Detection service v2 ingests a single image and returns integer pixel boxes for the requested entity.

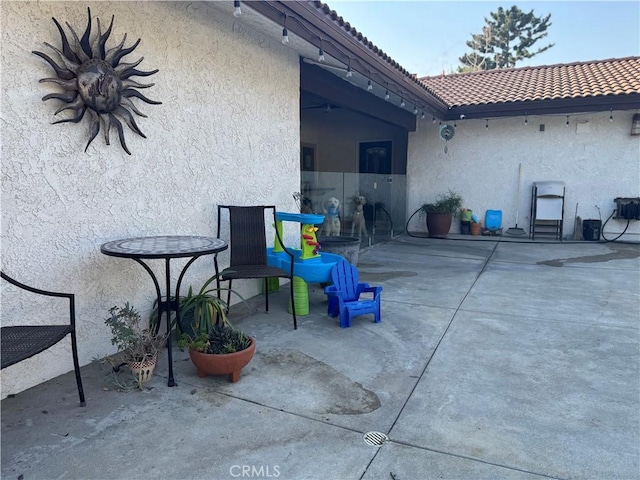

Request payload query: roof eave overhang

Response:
[245,1,449,118]
[442,94,640,121]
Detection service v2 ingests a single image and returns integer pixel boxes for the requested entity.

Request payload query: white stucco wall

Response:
[408,111,640,240]
[1,2,300,397]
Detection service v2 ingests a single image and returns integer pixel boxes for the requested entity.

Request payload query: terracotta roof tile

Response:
[315,2,424,86]
[419,57,640,108]
[311,3,636,114]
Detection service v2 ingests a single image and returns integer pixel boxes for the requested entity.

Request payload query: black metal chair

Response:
[215,205,297,329]
[1,271,86,406]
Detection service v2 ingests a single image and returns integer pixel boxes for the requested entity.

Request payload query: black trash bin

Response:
[583,219,601,241]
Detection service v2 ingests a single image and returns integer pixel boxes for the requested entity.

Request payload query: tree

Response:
[458,5,554,72]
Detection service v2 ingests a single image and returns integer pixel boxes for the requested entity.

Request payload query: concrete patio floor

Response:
[2,235,639,480]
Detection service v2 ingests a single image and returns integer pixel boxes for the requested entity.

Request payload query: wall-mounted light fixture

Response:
[631,114,640,136]
[281,17,289,44]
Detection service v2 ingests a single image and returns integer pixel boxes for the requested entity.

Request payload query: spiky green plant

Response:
[177,273,245,338]
[178,324,251,354]
[421,190,463,215]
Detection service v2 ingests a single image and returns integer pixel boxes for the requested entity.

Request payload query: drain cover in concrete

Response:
[363,431,388,446]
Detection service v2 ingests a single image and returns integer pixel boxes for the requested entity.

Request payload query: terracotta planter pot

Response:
[188,337,256,382]
[470,222,482,236]
[426,212,453,238]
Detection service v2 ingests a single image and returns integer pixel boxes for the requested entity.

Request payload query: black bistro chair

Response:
[1,271,86,406]
[215,205,297,329]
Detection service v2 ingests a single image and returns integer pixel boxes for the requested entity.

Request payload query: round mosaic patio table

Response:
[101,236,228,386]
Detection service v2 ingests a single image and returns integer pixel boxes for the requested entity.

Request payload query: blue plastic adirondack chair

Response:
[324,260,382,328]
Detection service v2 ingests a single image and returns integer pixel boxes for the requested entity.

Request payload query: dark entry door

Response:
[357,141,395,242]
[359,141,392,174]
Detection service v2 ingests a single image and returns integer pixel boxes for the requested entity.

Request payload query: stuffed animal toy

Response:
[322,197,341,236]
[351,195,368,237]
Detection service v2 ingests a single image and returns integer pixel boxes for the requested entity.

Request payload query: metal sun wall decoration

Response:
[32,7,161,155]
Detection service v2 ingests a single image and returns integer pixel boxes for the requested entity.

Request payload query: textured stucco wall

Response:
[1,2,300,397]
[408,112,640,239]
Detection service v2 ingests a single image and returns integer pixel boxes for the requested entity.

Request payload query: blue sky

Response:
[328,1,640,76]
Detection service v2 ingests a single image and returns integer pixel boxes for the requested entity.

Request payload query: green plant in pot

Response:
[177,275,255,382]
[421,190,463,238]
[104,303,167,389]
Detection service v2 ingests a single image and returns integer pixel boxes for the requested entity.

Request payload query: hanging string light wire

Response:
[252,3,619,124]
[254,3,445,117]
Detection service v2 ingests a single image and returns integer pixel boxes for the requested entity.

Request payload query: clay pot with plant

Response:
[177,275,255,382]
[420,190,463,238]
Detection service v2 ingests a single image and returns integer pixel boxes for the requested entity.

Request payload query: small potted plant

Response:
[420,190,463,238]
[177,275,255,382]
[104,303,167,389]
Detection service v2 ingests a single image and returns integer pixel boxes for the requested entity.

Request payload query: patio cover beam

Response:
[301,61,417,131]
